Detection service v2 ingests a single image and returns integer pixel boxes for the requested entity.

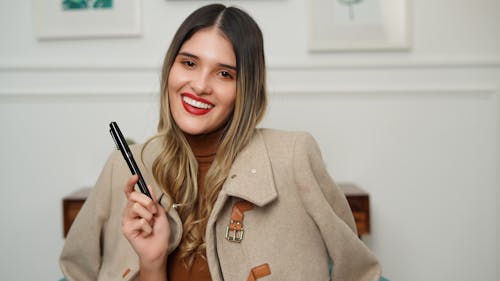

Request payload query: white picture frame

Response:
[32,0,142,39]
[309,0,411,51]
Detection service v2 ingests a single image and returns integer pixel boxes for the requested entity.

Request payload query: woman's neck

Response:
[183,127,225,158]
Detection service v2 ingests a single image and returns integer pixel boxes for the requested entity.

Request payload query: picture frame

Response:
[309,0,411,51]
[32,0,142,39]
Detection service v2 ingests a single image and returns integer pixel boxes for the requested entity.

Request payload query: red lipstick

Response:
[181,93,214,116]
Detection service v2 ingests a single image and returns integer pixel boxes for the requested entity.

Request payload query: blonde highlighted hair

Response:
[143,4,267,267]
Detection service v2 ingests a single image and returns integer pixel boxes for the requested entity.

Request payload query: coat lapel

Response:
[205,130,278,281]
[222,130,278,207]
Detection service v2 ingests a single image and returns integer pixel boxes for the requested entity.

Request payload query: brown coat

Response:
[60,129,381,281]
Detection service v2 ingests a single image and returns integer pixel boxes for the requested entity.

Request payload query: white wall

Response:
[0,0,499,280]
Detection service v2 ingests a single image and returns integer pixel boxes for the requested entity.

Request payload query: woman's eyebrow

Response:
[219,63,237,71]
[177,51,237,71]
[178,52,198,59]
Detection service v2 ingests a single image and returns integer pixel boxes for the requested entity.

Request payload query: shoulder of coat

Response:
[256,128,313,146]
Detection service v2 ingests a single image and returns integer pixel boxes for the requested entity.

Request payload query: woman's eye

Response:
[220,71,234,79]
[182,60,195,67]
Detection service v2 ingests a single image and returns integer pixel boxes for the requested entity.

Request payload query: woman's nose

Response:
[191,71,212,95]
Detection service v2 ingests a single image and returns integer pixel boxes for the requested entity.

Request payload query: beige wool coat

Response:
[60,128,381,281]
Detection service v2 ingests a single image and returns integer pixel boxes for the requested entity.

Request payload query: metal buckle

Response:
[225,220,244,242]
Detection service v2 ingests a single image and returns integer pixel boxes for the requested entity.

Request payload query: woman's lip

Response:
[181,93,213,115]
[182,93,214,106]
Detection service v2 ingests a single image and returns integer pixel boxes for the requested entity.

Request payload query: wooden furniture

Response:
[62,188,90,237]
[62,184,371,237]
[339,183,371,236]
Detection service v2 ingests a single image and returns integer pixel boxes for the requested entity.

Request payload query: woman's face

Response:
[168,28,237,135]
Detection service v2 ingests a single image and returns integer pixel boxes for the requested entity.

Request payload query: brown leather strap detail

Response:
[226,200,254,242]
[231,200,254,221]
[247,263,271,281]
[122,267,131,278]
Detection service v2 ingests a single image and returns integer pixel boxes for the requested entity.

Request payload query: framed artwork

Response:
[32,0,142,39]
[309,0,411,51]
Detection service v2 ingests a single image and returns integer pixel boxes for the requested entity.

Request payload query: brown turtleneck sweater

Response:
[167,130,223,281]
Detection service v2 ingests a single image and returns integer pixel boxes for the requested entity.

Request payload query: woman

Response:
[60,4,381,281]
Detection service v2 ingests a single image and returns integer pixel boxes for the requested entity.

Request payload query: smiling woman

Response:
[168,28,237,136]
[59,4,381,281]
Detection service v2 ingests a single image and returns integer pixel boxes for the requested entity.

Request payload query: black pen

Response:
[109,121,152,198]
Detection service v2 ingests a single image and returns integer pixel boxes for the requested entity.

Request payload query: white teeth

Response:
[182,96,214,109]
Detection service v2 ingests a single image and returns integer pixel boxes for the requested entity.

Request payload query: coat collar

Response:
[221,129,278,207]
[142,130,278,208]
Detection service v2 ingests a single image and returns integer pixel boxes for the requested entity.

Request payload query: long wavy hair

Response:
[143,4,267,267]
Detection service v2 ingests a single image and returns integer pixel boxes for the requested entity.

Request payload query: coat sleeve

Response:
[292,132,381,281]
[59,151,118,281]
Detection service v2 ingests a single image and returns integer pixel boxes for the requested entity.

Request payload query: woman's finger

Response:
[122,217,153,238]
[128,190,157,215]
[124,175,139,198]
[124,175,158,214]
[123,201,153,221]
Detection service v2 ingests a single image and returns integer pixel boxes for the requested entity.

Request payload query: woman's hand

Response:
[122,175,170,274]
